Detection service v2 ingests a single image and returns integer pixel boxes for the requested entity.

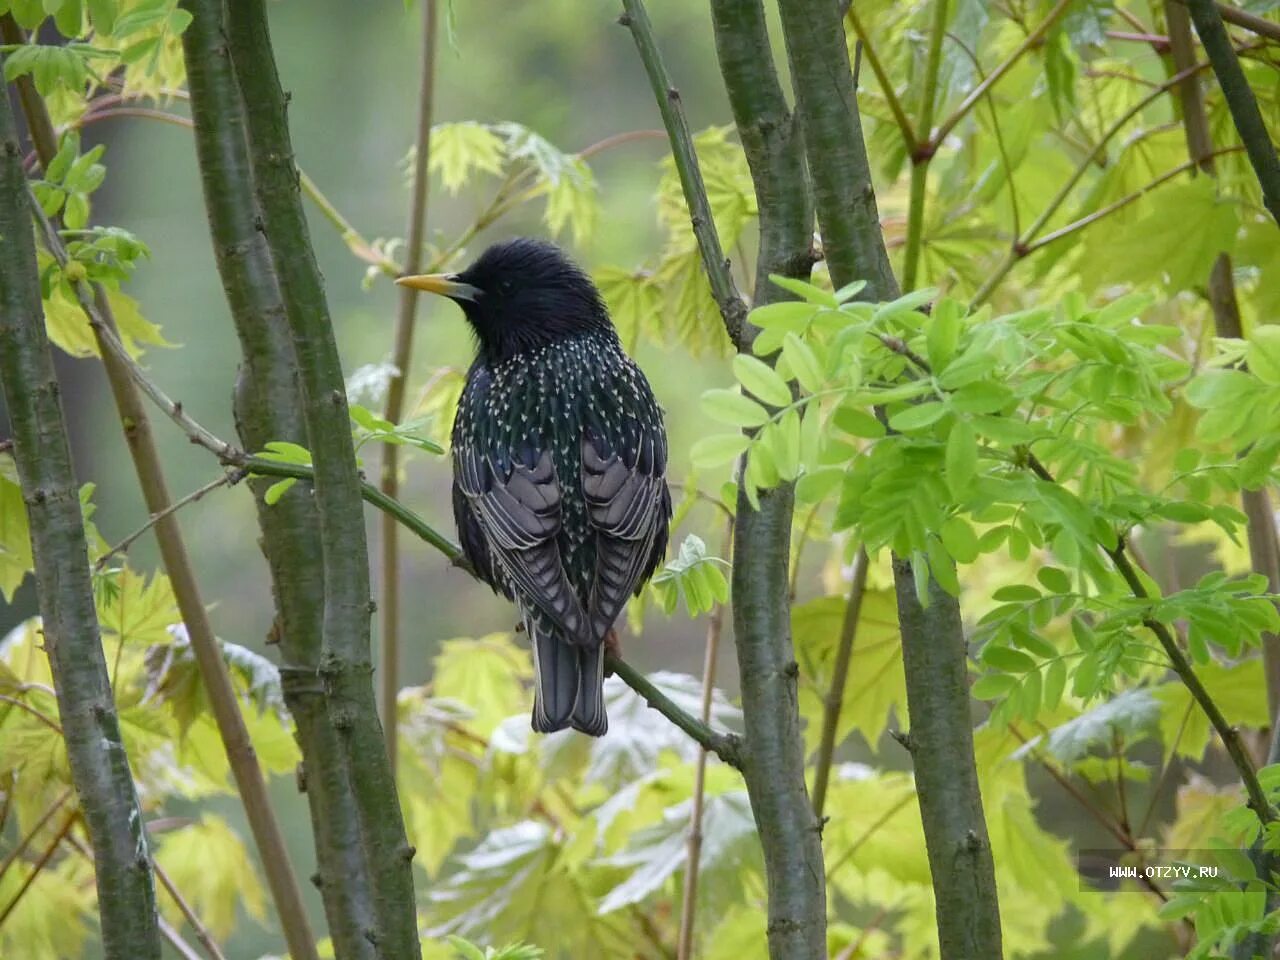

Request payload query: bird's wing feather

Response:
[455,444,589,640]
[582,405,671,644]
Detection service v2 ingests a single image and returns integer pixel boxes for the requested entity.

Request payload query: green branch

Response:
[0,78,161,960]
[901,0,948,292]
[618,0,749,347]
[842,6,918,151]
[1185,0,1280,225]
[810,547,869,820]
[178,1,379,954]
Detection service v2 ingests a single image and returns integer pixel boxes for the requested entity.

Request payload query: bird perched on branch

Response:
[397,238,671,736]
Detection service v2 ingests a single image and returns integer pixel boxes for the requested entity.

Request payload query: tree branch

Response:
[842,6,917,151]
[379,0,438,776]
[606,654,741,767]
[707,1,826,957]
[901,0,949,291]
[677,519,733,960]
[773,2,1004,958]
[811,547,869,819]
[1185,0,1280,225]
[0,75,162,960]
[177,2,380,954]
[929,0,1073,147]
[618,0,750,347]
[94,470,238,572]
[224,5,421,955]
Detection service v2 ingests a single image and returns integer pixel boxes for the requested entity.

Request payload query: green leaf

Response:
[263,478,296,505]
[690,433,749,469]
[701,388,769,428]
[732,354,791,407]
[926,298,962,370]
[981,645,1037,672]
[940,516,978,563]
[972,673,1019,700]
[1247,327,1280,386]
[888,402,947,432]
[1036,566,1072,594]
[428,122,506,193]
[781,332,825,393]
[945,419,977,499]
[767,273,836,306]
[833,404,885,439]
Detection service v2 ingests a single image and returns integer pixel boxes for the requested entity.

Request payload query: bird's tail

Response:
[571,644,607,736]
[529,614,607,736]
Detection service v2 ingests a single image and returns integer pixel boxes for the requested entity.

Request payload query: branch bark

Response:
[1184,0,1280,225]
[706,2,827,958]
[0,82,161,960]
[179,2,379,955]
[224,3,420,956]
[772,1,1003,957]
[379,0,438,775]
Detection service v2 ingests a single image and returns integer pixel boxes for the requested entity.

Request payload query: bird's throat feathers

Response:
[461,292,614,365]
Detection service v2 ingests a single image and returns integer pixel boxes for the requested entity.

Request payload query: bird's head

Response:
[396,237,612,363]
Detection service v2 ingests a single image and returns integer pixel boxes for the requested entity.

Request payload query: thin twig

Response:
[930,0,1074,147]
[677,518,733,960]
[153,855,228,960]
[811,548,869,819]
[94,471,240,571]
[1024,147,1245,252]
[0,788,71,888]
[0,812,76,928]
[379,0,438,777]
[606,654,742,767]
[842,6,917,151]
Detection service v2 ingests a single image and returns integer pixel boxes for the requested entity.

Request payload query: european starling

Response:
[397,238,671,736]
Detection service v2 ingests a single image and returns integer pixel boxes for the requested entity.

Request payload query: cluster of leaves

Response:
[0,558,296,957]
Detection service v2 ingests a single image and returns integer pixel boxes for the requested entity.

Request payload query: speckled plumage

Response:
[445,239,671,736]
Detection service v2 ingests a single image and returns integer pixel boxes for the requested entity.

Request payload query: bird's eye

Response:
[497,278,515,296]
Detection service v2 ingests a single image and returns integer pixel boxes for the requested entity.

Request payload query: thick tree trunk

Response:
[225,4,421,956]
[0,80,161,960]
[773,2,1004,957]
[180,3,379,956]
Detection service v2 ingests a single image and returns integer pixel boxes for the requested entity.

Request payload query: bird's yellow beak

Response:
[395,273,482,302]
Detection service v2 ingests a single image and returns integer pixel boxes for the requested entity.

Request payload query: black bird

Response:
[397,238,671,736]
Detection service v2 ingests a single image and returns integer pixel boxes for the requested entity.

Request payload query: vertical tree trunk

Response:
[772,2,1004,957]
[225,4,422,956]
[709,3,827,958]
[0,81,161,960]
[179,3,379,956]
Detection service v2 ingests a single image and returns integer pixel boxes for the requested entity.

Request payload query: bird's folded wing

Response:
[582,420,671,644]
[455,445,589,640]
